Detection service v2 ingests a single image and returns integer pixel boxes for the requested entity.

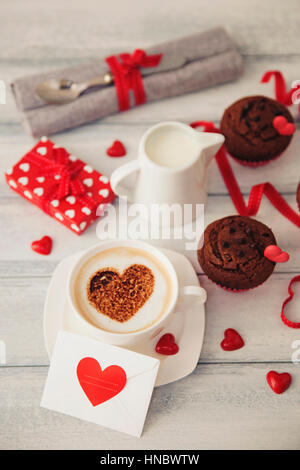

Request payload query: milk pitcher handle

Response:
[110,160,140,201]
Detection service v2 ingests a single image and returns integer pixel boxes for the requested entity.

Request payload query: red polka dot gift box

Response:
[4,137,116,235]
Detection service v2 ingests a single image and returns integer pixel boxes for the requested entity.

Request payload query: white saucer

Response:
[43,248,205,386]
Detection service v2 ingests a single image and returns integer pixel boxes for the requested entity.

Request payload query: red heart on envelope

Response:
[264,245,290,263]
[77,357,126,406]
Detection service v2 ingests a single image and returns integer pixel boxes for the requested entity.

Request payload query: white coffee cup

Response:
[110,121,224,225]
[68,239,206,346]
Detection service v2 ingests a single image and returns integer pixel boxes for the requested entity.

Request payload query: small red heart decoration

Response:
[31,236,52,255]
[272,116,296,136]
[221,328,244,351]
[106,140,126,157]
[266,370,292,394]
[77,357,126,406]
[155,333,179,355]
[264,245,290,263]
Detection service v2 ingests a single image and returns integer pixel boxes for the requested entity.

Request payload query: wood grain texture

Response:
[0,0,299,450]
[1,363,300,450]
[1,273,299,366]
[0,194,298,277]
[1,0,300,61]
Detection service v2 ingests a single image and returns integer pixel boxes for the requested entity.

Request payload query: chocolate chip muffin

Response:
[198,215,276,290]
[220,96,294,165]
[297,182,300,212]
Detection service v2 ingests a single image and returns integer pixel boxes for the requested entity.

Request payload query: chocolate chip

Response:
[223,242,230,248]
[238,251,245,258]
[229,227,236,234]
[239,238,247,245]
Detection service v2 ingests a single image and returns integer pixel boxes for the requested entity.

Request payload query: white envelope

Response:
[41,331,160,437]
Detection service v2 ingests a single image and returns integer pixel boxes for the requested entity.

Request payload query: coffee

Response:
[73,247,173,333]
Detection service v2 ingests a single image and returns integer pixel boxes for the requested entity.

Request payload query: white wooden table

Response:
[1,0,300,450]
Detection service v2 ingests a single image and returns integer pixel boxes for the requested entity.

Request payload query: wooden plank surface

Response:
[1,363,300,450]
[1,273,300,367]
[0,0,299,450]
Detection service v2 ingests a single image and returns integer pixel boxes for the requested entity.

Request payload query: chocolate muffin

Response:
[198,215,276,290]
[220,95,295,165]
[297,182,300,211]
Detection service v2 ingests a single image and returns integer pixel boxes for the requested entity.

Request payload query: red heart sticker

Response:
[31,236,52,255]
[264,245,290,263]
[273,116,296,136]
[106,140,126,157]
[77,357,126,406]
[155,333,179,355]
[221,328,244,351]
[266,370,292,394]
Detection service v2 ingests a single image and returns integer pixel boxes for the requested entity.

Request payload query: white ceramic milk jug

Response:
[110,121,224,224]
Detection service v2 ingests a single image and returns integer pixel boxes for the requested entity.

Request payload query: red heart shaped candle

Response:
[31,235,52,255]
[106,140,126,157]
[77,357,126,406]
[155,333,179,355]
[221,328,244,351]
[266,370,292,394]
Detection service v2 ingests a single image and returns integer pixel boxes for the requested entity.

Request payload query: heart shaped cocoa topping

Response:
[87,264,154,322]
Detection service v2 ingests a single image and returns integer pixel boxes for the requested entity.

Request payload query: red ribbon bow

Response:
[106,49,162,111]
[26,146,96,213]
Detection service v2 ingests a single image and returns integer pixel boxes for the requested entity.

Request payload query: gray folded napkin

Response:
[11,27,243,138]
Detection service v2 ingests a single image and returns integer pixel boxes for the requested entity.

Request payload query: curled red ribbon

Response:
[26,146,96,214]
[281,276,300,328]
[106,49,162,111]
[261,70,300,112]
[190,121,300,229]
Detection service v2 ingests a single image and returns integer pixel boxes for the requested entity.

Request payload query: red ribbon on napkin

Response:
[106,49,162,111]
[190,121,300,229]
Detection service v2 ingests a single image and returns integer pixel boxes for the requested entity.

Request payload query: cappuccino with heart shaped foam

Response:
[74,247,174,333]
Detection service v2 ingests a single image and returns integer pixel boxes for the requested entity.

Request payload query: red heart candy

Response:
[106,140,126,157]
[221,328,244,351]
[31,236,52,255]
[155,333,179,356]
[77,357,126,406]
[266,370,292,394]
[264,245,290,263]
[273,116,296,136]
